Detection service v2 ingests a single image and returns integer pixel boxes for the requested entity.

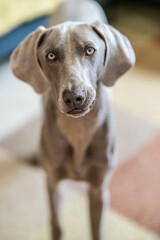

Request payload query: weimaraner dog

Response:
[10,0,135,239]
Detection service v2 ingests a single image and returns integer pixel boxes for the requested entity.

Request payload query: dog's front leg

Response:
[89,185,110,240]
[47,177,61,240]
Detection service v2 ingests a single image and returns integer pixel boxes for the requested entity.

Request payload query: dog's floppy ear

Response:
[10,26,49,94]
[92,21,135,86]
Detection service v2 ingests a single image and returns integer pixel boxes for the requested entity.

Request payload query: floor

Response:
[0,2,160,240]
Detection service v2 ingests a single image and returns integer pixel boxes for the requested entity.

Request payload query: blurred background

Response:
[0,0,160,239]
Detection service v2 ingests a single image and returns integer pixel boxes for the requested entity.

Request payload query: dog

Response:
[10,0,135,239]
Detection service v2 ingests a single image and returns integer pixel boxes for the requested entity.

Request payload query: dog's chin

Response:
[67,107,91,118]
[60,100,95,118]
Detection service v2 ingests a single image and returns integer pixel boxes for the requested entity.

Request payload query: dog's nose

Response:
[62,88,86,108]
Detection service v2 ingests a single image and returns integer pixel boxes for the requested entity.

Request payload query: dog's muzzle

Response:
[61,87,95,117]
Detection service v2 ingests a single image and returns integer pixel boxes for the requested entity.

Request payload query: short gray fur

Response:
[10,0,135,239]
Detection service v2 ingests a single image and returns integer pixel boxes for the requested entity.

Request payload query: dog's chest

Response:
[57,113,97,150]
[52,110,109,184]
[55,95,108,166]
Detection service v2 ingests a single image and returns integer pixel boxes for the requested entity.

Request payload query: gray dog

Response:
[10,0,135,239]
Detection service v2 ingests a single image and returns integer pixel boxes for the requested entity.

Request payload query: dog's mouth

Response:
[67,100,95,118]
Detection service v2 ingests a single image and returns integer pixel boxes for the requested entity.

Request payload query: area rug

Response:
[0,147,160,240]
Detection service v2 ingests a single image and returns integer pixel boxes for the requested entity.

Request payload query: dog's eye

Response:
[47,52,56,61]
[85,47,95,56]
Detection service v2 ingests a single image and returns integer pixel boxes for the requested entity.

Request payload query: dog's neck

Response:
[56,100,101,169]
[43,83,110,168]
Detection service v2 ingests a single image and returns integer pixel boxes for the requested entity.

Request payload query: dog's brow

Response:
[71,34,97,48]
[83,41,96,47]
[44,46,60,54]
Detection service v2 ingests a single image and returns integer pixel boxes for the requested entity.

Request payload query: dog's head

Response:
[10,21,135,118]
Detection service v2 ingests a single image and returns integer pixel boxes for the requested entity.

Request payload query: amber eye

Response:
[47,52,56,61]
[85,47,95,56]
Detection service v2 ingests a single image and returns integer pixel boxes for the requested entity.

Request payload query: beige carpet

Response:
[0,148,160,240]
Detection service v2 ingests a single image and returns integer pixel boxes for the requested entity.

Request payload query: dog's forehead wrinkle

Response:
[57,23,95,45]
[42,29,62,50]
[44,24,100,58]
